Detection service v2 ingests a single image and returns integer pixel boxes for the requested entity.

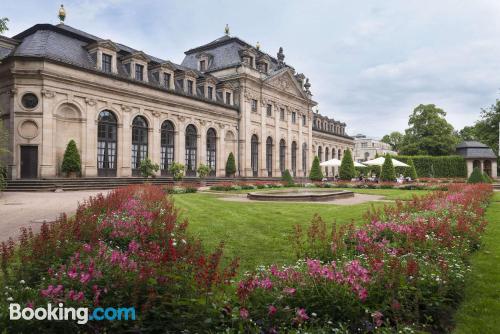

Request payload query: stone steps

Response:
[4,177,282,192]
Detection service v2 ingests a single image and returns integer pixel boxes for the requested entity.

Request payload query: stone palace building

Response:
[0,20,353,179]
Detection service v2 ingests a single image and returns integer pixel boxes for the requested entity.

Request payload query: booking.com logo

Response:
[9,303,136,324]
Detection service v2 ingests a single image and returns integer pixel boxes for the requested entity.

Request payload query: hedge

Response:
[393,155,467,178]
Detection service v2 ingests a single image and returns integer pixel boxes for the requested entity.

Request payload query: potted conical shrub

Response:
[309,156,323,181]
[197,163,211,187]
[339,149,355,180]
[61,139,81,178]
[225,152,236,177]
[380,154,395,182]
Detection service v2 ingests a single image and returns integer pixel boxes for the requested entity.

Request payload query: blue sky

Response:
[3,0,500,137]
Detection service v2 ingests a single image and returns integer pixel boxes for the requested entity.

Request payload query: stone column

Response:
[150,112,161,176]
[217,126,224,177]
[491,160,498,179]
[40,90,56,177]
[274,107,280,177]
[84,98,98,177]
[286,108,292,176]
[199,124,207,175]
[120,106,131,177]
[298,111,303,177]
[177,120,185,170]
[260,104,266,177]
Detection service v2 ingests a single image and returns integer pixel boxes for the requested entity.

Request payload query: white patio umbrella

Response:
[320,159,366,168]
[363,157,409,167]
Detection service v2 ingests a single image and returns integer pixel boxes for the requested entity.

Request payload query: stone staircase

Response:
[4,177,282,192]
[493,181,500,190]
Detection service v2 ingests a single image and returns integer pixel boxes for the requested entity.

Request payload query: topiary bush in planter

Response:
[61,139,81,177]
[339,148,355,180]
[309,156,323,181]
[197,164,212,186]
[281,169,294,186]
[380,154,395,182]
[139,157,159,178]
[467,167,486,183]
[225,152,236,177]
[169,162,185,182]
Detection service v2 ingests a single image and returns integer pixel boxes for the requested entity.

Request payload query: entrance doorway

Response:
[20,146,38,179]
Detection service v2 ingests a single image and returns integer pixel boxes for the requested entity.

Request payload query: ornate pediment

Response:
[265,69,307,99]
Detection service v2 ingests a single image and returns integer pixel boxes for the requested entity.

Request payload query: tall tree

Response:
[381,131,404,152]
[0,18,8,34]
[399,104,457,156]
[456,126,477,142]
[474,100,500,155]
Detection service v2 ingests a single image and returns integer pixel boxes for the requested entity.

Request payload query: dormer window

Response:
[135,64,144,81]
[102,53,112,73]
[199,60,206,71]
[187,80,194,95]
[208,86,213,100]
[163,72,171,89]
[225,92,232,105]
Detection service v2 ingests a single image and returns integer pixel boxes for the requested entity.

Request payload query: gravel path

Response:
[0,190,111,242]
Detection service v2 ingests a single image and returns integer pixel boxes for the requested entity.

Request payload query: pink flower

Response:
[67,267,78,279]
[372,311,383,327]
[80,272,91,284]
[283,287,296,295]
[239,307,249,319]
[82,243,92,253]
[268,305,277,316]
[296,308,309,322]
[128,240,140,253]
[259,277,273,289]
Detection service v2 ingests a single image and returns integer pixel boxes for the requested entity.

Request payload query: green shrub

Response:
[467,167,485,183]
[309,156,323,181]
[482,172,493,183]
[197,163,212,179]
[282,169,294,186]
[225,152,236,177]
[169,162,185,181]
[406,158,418,179]
[139,157,159,178]
[395,155,467,178]
[339,149,355,180]
[61,139,81,175]
[380,154,395,182]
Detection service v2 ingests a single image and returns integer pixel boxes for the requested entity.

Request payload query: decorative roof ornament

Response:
[58,4,66,24]
[224,24,230,36]
[256,41,260,51]
[304,78,311,93]
[277,47,285,68]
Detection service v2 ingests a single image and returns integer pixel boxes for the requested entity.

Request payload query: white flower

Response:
[311,312,317,317]
[6,297,13,301]
[19,280,25,284]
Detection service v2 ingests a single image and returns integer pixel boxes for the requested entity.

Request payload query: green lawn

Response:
[172,188,419,273]
[453,191,500,333]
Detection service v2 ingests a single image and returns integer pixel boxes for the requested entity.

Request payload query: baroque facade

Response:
[353,134,397,162]
[0,22,353,179]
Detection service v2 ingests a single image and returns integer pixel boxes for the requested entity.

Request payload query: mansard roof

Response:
[456,141,497,159]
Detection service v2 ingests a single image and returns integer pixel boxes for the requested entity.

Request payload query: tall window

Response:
[135,64,144,81]
[291,141,297,175]
[280,108,285,121]
[160,120,175,175]
[131,116,148,176]
[302,115,306,126]
[266,137,273,176]
[325,147,329,176]
[291,112,296,123]
[251,99,258,112]
[102,53,112,73]
[187,80,194,95]
[266,104,272,117]
[208,86,213,100]
[338,149,342,160]
[251,135,258,177]
[302,143,307,177]
[207,128,217,176]
[163,73,171,89]
[318,146,323,162]
[185,125,197,176]
[226,92,231,104]
[97,110,117,176]
[279,139,286,173]
[199,60,206,71]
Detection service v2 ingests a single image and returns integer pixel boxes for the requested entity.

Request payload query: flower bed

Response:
[0,185,237,333]
[234,184,492,333]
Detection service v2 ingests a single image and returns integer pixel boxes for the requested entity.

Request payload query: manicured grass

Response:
[453,191,500,333]
[172,188,423,273]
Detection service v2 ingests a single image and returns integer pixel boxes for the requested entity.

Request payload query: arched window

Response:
[131,116,148,176]
[207,128,217,176]
[279,139,286,174]
[318,146,323,162]
[185,125,197,176]
[325,147,329,176]
[266,137,273,176]
[97,110,117,177]
[302,143,307,177]
[251,135,259,177]
[291,141,297,175]
[160,121,175,175]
